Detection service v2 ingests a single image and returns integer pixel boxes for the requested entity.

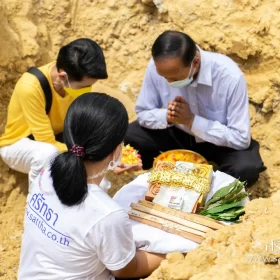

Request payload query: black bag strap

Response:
[27,67,52,115]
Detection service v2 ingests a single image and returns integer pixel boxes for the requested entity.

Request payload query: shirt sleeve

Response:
[191,75,251,150]
[17,83,67,152]
[84,209,136,271]
[135,60,168,130]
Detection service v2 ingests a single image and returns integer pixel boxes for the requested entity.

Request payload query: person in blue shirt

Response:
[125,30,266,187]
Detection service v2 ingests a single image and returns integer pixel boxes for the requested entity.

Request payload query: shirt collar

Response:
[190,45,212,88]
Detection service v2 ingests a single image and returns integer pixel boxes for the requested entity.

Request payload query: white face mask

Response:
[87,145,123,180]
[168,60,196,88]
[107,147,122,171]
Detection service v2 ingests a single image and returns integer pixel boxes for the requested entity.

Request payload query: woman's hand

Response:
[113,162,143,175]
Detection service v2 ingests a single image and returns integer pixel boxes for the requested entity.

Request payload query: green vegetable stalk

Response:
[201,179,248,222]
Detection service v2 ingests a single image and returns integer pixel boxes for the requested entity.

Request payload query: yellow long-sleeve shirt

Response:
[0,62,74,152]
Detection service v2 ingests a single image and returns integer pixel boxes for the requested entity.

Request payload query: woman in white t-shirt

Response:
[18,93,165,280]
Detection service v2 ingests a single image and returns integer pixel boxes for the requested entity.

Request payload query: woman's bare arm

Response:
[111,250,165,279]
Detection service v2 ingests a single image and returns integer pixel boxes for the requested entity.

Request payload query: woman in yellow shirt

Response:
[0,38,141,187]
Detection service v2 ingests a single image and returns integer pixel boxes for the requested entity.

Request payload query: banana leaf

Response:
[205,207,245,221]
[217,215,243,221]
[209,191,248,211]
[202,200,224,212]
[216,207,245,217]
[202,197,247,214]
[205,181,246,210]
[203,188,247,213]
[217,183,246,205]
[231,192,248,203]
[217,210,245,221]
[205,179,241,207]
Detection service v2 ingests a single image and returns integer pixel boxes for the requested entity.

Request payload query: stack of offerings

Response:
[128,160,219,243]
[128,200,224,244]
[145,161,213,213]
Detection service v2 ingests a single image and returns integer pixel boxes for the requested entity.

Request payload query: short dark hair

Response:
[152,31,196,66]
[56,38,108,81]
[50,92,128,206]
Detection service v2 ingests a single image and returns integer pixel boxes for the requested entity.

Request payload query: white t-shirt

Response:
[18,167,136,280]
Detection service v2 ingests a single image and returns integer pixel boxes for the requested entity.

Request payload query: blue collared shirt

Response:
[135,48,251,150]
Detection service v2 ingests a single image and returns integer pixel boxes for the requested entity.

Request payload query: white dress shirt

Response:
[135,47,251,150]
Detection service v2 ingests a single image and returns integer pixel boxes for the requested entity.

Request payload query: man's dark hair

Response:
[56,38,108,81]
[152,31,196,66]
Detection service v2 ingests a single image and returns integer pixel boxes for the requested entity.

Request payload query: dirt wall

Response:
[0,0,280,278]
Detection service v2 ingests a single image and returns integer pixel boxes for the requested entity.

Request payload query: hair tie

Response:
[70,145,85,158]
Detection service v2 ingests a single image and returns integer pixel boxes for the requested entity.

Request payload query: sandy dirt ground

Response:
[1,0,280,278]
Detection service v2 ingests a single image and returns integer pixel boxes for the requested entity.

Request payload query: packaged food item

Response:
[121,144,141,165]
[153,186,201,213]
[168,195,184,210]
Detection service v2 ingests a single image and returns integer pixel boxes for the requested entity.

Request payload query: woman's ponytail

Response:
[51,152,87,206]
